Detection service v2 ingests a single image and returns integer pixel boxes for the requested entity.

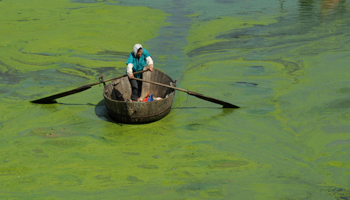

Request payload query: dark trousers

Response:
[129,75,143,100]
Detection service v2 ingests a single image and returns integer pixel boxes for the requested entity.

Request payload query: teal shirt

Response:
[126,48,151,78]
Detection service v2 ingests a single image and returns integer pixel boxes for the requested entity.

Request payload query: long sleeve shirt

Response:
[126,48,153,78]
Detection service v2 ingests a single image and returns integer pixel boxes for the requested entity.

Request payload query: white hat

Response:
[132,44,143,56]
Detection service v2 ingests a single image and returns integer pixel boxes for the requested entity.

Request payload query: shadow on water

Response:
[94,99,122,125]
[57,103,97,106]
[49,99,117,124]
[172,107,224,109]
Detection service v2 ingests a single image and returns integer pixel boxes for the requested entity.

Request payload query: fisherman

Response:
[126,44,154,101]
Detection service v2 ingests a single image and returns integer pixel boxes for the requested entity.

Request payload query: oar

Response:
[133,78,239,108]
[31,69,149,104]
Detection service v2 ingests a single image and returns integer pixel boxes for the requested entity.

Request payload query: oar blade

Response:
[189,92,239,108]
[31,99,58,104]
[30,85,92,104]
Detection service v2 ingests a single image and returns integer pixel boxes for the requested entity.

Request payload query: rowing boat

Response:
[103,68,175,124]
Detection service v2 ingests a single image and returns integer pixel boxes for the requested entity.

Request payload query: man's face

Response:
[136,48,143,58]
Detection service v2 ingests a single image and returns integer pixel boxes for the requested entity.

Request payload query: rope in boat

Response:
[125,100,140,115]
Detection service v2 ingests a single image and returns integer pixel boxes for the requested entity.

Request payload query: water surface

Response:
[1,0,350,199]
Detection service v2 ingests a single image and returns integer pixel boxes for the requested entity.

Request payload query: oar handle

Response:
[133,78,188,92]
[90,69,149,87]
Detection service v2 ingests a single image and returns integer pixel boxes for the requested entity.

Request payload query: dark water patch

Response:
[19,48,74,57]
[56,63,97,77]
[137,164,158,169]
[216,0,236,3]
[243,66,265,76]
[187,38,264,57]
[235,82,258,86]
[70,53,127,62]
[122,152,140,156]
[275,59,303,77]
[177,183,202,193]
[104,2,119,6]
[21,127,78,138]
[93,66,123,80]
[192,140,214,145]
[0,167,31,175]
[327,98,350,109]
[71,0,106,3]
[12,141,23,148]
[32,149,44,153]
[325,139,350,147]
[0,67,89,89]
[42,139,86,148]
[0,88,10,97]
[177,183,204,193]
[184,123,233,133]
[185,123,202,131]
[32,153,49,159]
[321,125,350,134]
[126,175,143,182]
[176,182,225,198]
[232,81,273,96]
[247,107,275,115]
[56,174,83,186]
[0,60,12,71]
[208,159,249,169]
[177,109,237,132]
[67,6,89,10]
[191,11,350,58]
[183,171,194,176]
[11,56,48,66]
[17,176,38,184]
[97,50,129,57]
[57,103,96,106]
[249,66,265,76]
[217,24,266,40]
[95,175,111,181]
[325,187,350,200]
[190,30,338,58]
[250,66,265,71]
[0,60,21,82]
[17,18,40,22]
[337,87,350,94]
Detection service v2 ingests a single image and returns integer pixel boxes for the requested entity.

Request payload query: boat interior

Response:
[104,69,175,102]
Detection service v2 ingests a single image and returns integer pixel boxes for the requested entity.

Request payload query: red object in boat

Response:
[142,94,150,102]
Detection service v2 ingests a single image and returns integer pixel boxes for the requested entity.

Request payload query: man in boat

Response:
[126,44,154,101]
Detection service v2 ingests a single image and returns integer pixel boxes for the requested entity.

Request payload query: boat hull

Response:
[103,69,175,124]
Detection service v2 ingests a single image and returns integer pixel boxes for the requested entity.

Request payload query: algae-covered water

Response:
[1,0,350,199]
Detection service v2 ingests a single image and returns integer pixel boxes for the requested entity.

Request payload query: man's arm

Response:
[146,56,153,71]
[127,63,134,79]
[126,53,134,79]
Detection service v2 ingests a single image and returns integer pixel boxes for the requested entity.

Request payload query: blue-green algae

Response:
[1,0,350,199]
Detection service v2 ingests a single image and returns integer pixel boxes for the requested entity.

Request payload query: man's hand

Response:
[149,65,153,72]
[129,74,134,79]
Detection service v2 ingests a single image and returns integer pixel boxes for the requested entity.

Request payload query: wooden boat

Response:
[103,68,175,124]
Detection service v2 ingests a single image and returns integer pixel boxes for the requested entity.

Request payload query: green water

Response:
[1,0,350,199]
